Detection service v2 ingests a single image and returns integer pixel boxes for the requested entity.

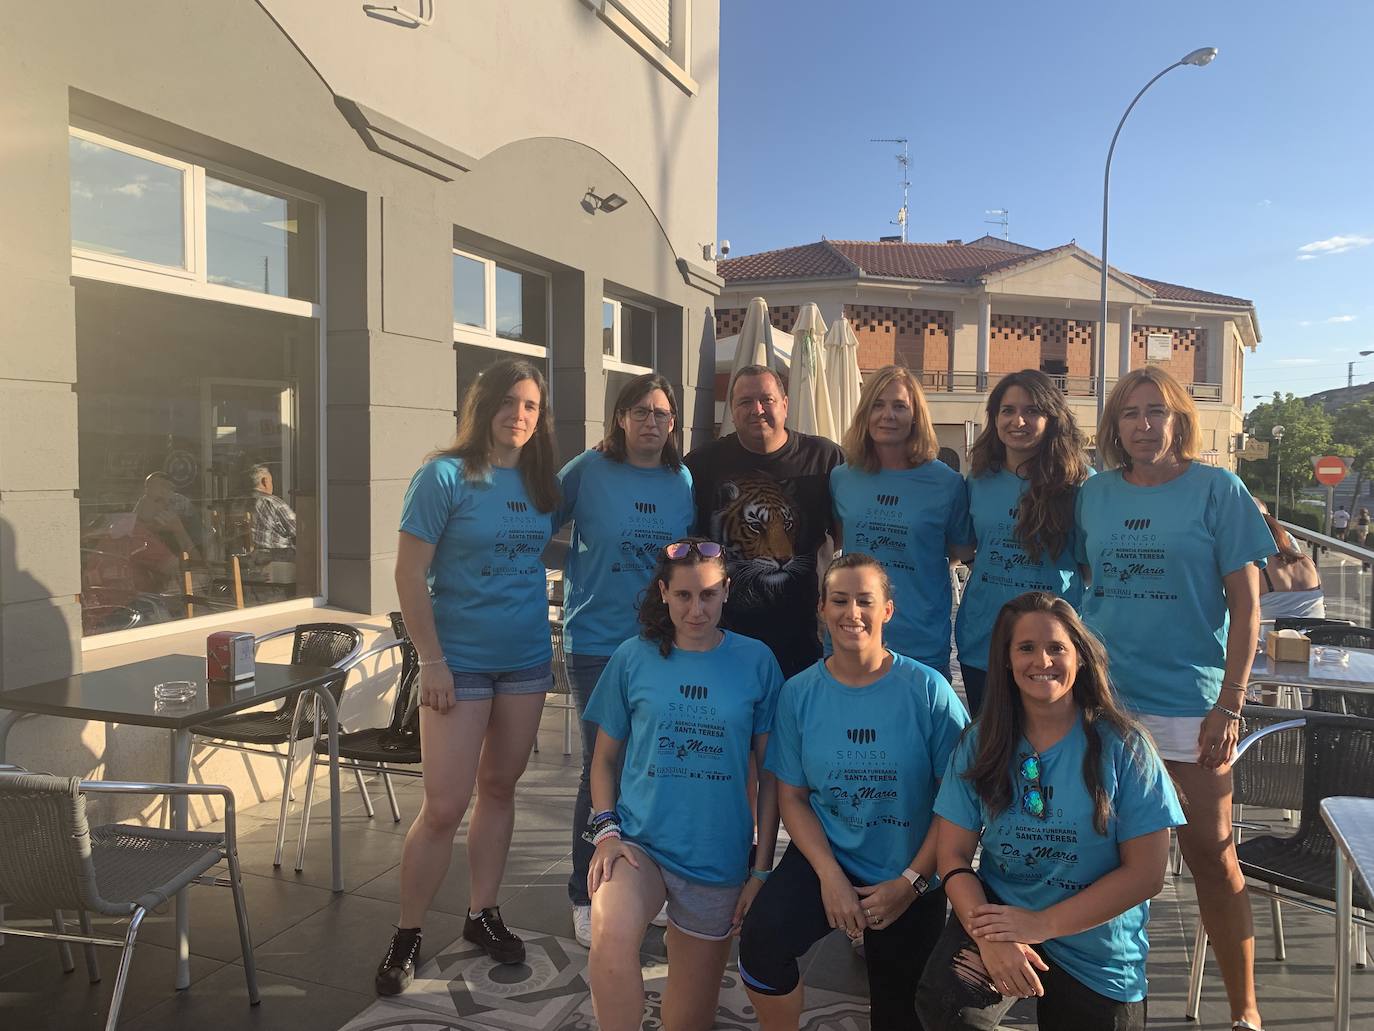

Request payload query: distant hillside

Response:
[1303,382,1374,414]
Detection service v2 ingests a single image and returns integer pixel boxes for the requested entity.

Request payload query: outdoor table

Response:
[1250,647,1374,696]
[1320,797,1374,1031]
[0,654,342,990]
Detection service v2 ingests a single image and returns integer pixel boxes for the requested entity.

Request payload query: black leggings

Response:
[739,844,947,1031]
[915,906,1145,1031]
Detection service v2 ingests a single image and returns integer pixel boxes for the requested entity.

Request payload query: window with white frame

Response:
[610,0,670,48]
[68,126,322,639]
[453,247,552,406]
[602,297,655,372]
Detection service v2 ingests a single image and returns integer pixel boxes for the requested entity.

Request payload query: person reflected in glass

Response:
[956,370,1092,714]
[916,592,1183,1031]
[376,358,559,996]
[554,373,695,947]
[135,471,200,562]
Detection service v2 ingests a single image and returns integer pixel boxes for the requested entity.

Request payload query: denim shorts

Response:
[450,660,553,701]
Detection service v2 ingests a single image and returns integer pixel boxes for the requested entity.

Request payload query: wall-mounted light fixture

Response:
[583,188,627,214]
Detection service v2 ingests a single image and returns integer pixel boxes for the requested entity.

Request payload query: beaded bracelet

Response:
[1212,702,1243,721]
[590,824,622,846]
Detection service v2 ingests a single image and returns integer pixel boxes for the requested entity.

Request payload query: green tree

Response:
[1242,393,1334,509]
[1334,398,1374,502]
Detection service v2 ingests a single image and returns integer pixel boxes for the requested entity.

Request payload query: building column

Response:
[550,272,602,461]
[976,294,991,392]
[1118,305,1134,381]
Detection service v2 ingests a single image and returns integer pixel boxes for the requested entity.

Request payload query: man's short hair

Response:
[729,364,788,402]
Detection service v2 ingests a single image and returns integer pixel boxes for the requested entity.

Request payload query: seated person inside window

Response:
[135,471,201,561]
[244,463,297,565]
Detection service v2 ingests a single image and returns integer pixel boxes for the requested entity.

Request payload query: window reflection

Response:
[206,176,318,301]
[603,300,616,356]
[495,264,547,346]
[453,252,485,329]
[69,134,185,268]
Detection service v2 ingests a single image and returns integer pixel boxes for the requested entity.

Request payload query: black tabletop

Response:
[0,654,341,730]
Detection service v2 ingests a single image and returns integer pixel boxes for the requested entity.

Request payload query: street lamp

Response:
[1096,47,1219,446]
[1348,350,1374,388]
[1271,423,1286,519]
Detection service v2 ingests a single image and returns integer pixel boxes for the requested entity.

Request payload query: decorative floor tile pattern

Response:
[338,928,871,1031]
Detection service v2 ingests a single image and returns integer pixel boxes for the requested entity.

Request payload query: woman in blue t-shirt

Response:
[554,373,695,946]
[956,370,1091,714]
[584,537,783,1031]
[918,591,1183,1031]
[376,359,560,996]
[830,365,972,678]
[739,553,968,1031]
[1076,367,1272,1031]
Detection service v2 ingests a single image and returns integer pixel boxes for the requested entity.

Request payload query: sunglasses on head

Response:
[1018,752,1048,820]
[664,540,723,560]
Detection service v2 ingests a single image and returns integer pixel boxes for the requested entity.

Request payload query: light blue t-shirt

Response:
[1075,464,1272,716]
[399,457,553,672]
[830,462,973,669]
[765,652,968,885]
[936,719,1185,1003]
[955,468,1090,672]
[584,631,783,885]
[555,450,695,656]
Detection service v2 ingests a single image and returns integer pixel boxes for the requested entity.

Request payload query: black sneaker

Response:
[463,907,525,964]
[375,927,422,996]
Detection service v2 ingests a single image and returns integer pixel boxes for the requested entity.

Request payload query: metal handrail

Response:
[1279,519,1374,627]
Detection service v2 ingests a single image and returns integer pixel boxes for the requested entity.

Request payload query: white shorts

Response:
[1135,712,1205,764]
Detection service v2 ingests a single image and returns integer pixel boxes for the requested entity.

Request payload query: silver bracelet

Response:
[1212,702,1243,721]
[419,657,447,668]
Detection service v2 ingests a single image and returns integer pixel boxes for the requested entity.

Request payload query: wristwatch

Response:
[901,867,929,896]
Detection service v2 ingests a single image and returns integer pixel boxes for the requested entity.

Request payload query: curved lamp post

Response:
[1096,47,1219,446]
[1271,423,1286,519]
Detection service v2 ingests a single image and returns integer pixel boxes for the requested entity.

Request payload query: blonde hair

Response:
[842,365,938,472]
[1097,366,1201,469]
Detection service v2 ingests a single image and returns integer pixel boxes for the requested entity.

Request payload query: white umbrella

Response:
[720,296,779,435]
[785,303,839,442]
[824,316,863,440]
[713,328,793,373]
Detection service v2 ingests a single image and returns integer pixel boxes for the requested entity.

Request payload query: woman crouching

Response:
[583,537,783,1031]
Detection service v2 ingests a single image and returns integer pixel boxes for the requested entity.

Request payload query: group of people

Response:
[376,354,1275,1031]
[1331,504,1371,546]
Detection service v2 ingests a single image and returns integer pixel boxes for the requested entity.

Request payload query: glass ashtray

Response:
[1311,646,1351,667]
[153,680,198,703]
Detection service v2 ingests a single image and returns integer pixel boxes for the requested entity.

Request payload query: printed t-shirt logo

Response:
[507,500,529,513]
[634,500,657,514]
[876,493,900,507]
[1123,518,1150,530]
[846,728,877,744]
[679,684,710,700]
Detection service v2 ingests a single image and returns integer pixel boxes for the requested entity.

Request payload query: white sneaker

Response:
[572,905,592,948]
[650,902,669,927]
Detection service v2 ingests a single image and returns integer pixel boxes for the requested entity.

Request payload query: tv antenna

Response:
[984,208,1009,240]
[871,137,910,242]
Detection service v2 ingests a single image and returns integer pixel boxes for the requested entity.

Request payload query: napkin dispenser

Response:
[1265,628,1311,664]
[207,631,256,683]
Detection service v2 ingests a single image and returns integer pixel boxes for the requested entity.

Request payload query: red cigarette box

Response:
[207,632,256,683]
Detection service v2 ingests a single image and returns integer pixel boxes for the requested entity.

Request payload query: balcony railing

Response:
[908,369,1225,401]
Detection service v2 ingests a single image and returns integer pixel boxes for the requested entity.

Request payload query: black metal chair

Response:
[1306,625,1374,648]
[188,622,365,867]
[1185,708,1374,1018]
[1273,616,1354,633]
[537,620,576,757]
[287,613,422,870]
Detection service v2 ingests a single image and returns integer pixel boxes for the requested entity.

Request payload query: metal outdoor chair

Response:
[1186,708,1374,1018]
[1273,616,1355,633]
[287,612,422,871]
[537,620,576,757]
[189,622,365,866]
[1306,625,1374,649]
[0,772,258,1031]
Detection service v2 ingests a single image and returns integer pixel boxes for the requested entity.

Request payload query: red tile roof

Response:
[717,238,1252,307]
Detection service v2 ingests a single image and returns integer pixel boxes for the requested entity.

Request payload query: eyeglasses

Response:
[1018,752,1048,820]
[627,406,673,425]
[664,540,724,560]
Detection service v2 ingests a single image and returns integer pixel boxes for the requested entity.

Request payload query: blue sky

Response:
[717,1,1374,407]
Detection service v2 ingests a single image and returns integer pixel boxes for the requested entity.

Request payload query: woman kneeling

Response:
[916,592,1184,1031]
[584,537,783,1031]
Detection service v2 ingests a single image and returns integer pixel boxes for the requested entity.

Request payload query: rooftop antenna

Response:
[984,208,1009,240]
[871,137,910,242]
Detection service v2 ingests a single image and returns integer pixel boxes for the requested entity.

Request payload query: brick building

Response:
[715,235,1260,470]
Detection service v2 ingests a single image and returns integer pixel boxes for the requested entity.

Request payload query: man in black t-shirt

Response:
[684,365,843,678]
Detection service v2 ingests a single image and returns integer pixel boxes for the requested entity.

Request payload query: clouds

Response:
[206,179,271,215]
[1274,357,1321,365]
[1299,315,1358,326]
[1297,234,1374,261]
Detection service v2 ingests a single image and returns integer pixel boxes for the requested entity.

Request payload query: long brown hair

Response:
[598,373,683,470]
[637,536,728,657]
[433,358,560,512]
[841,365,938,472]
[969,370,1090,563]
[1098,366,1201,470]
[963,591,1145,836]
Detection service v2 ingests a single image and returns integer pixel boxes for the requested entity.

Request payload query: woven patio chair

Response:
[1273,616,1354,633]
[188,622,365,867]
[536,619,576,757]
[0,772,258,1030]
[287,613,422,870]
[1186,708,1374,1019]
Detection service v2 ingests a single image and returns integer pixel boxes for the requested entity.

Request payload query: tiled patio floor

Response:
[3,706,1372,1029]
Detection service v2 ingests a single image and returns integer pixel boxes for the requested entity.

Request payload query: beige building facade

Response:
[717,236,1260,470]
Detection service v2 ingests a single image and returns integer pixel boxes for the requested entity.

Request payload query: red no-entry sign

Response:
[1314,455,1348,486]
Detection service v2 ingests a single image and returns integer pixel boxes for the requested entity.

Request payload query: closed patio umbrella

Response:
[720,296,779,435]
[785,303,838,442]
[824,315,862,439]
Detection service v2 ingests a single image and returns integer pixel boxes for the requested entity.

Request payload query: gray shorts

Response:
[450,660,553,701]
[624,841,742,941]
